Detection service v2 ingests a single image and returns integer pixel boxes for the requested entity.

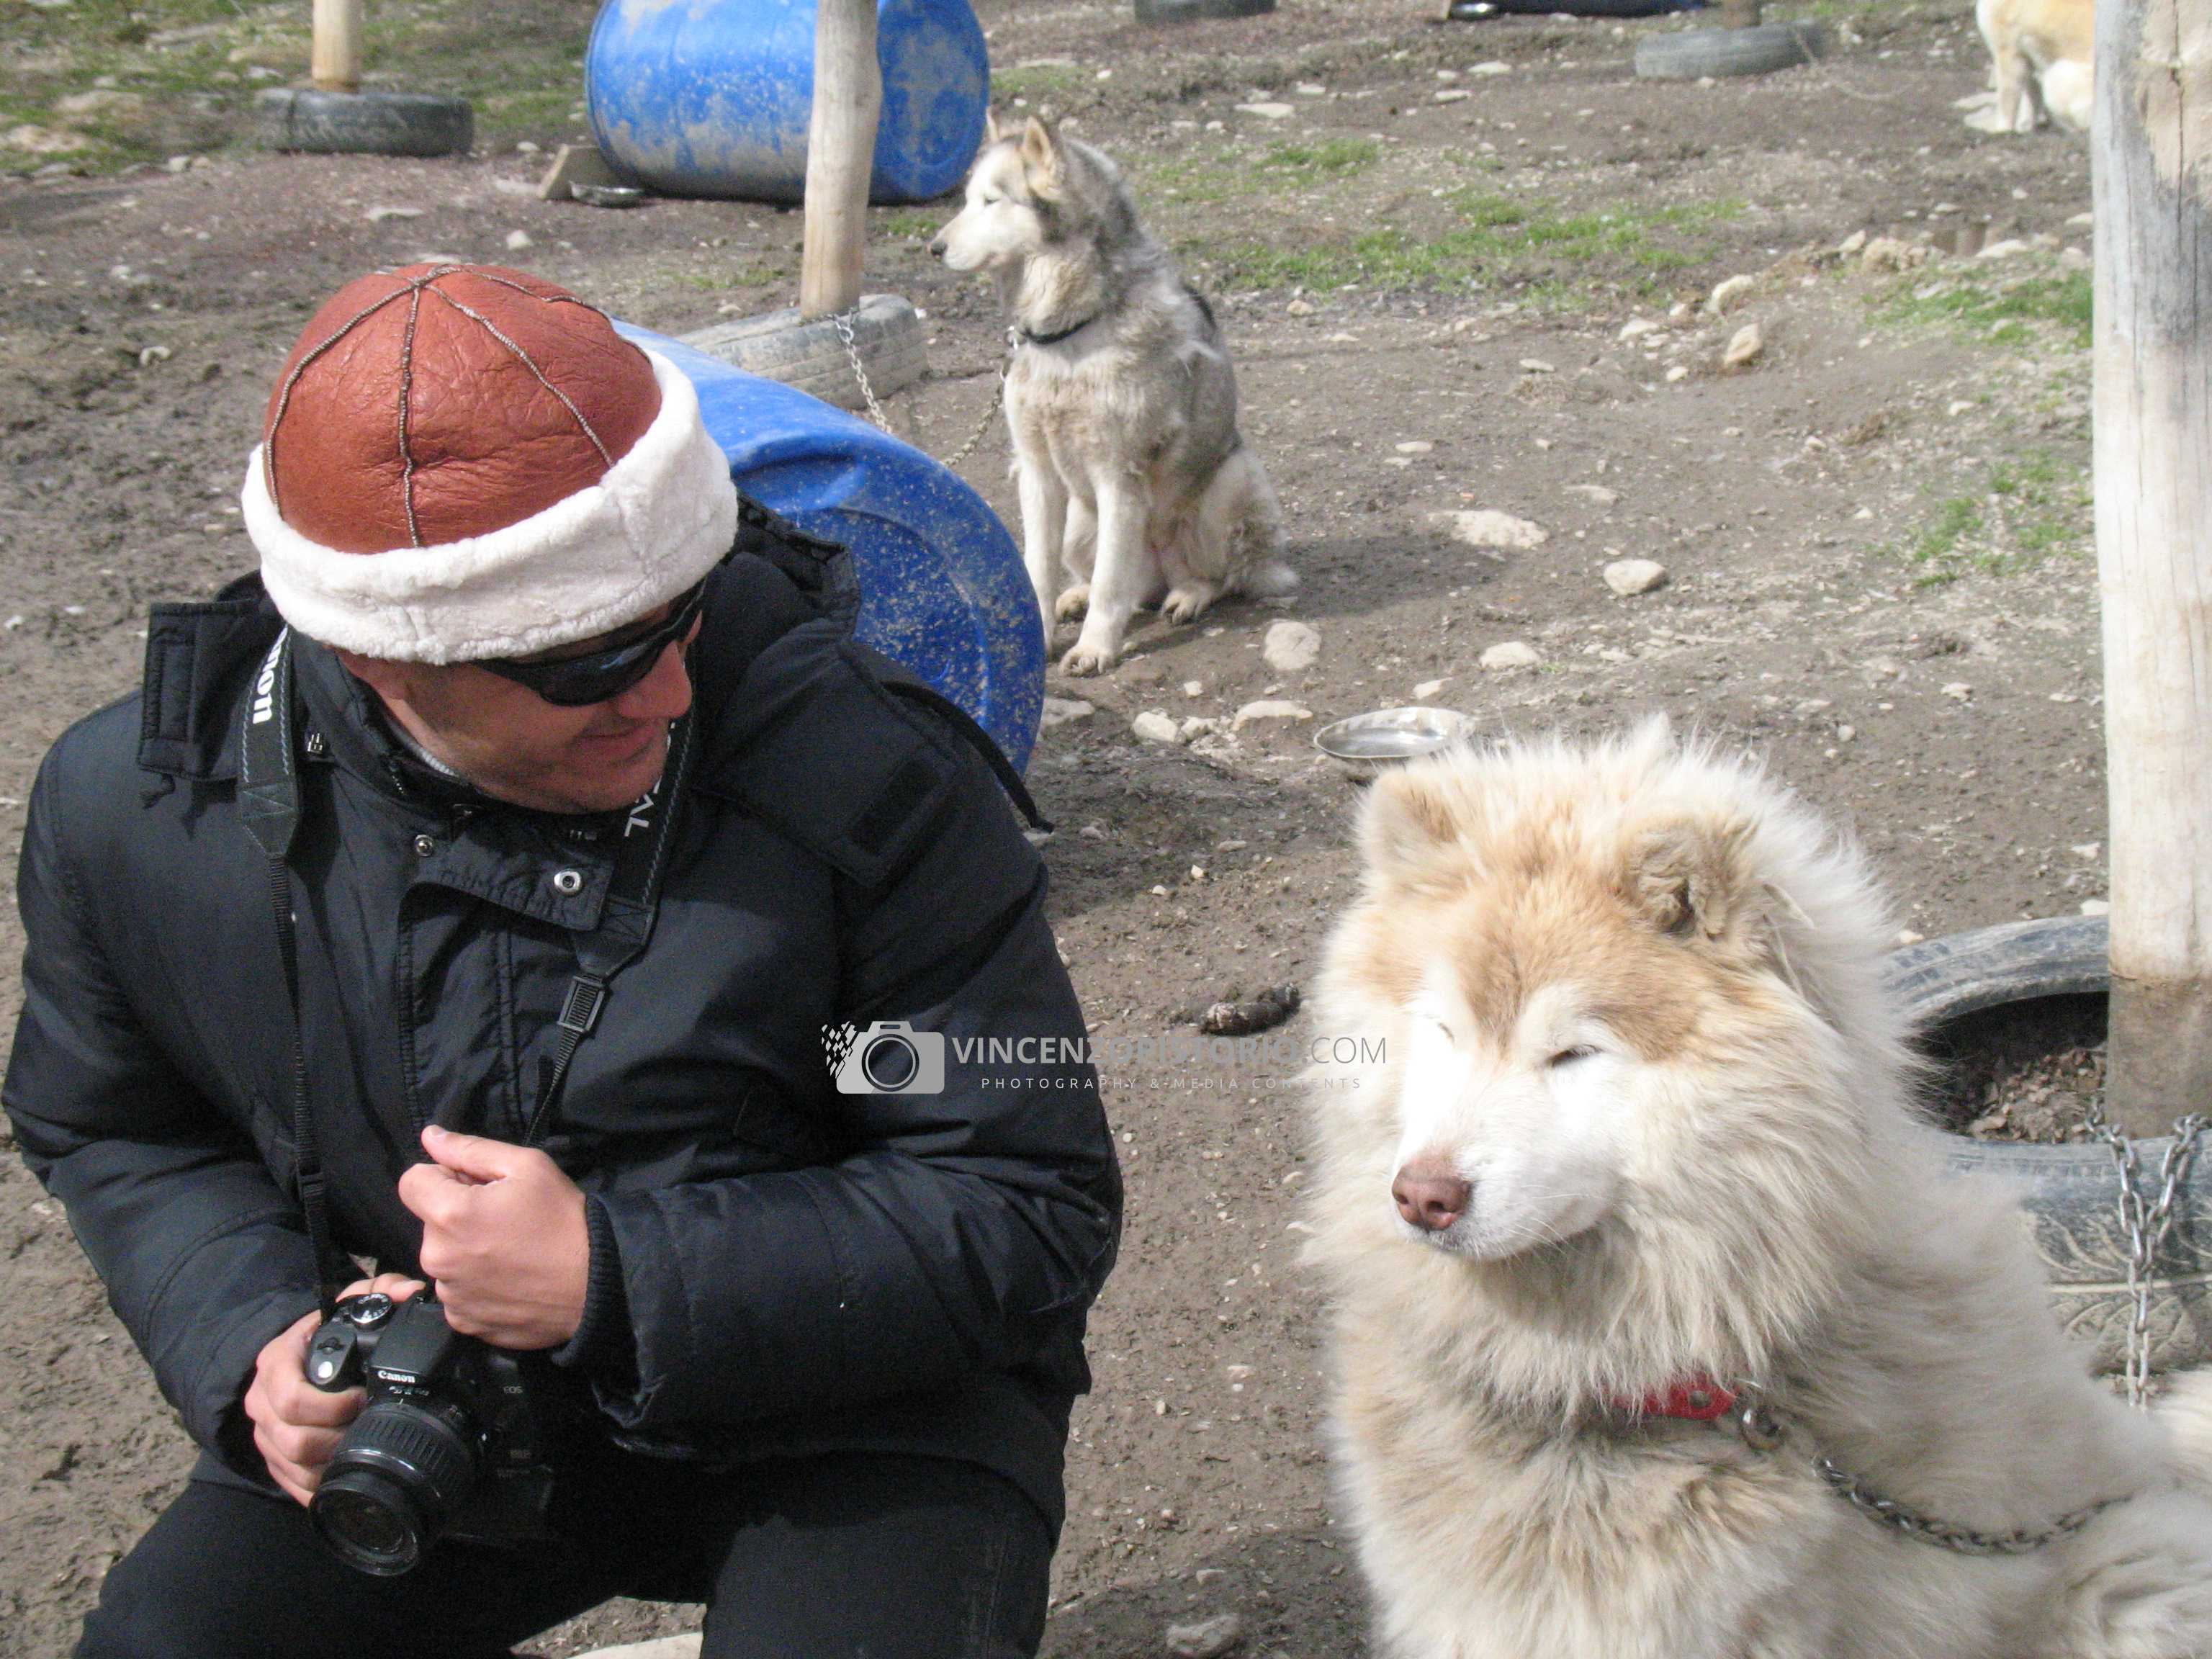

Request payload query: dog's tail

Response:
[2157,1368,2212,1501]
[2039,59,2092,133]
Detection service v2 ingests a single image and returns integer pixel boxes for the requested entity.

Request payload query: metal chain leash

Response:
[1723,1382,2122,1557]
[832,310,1012,472]
[2081,1100,2208,1408]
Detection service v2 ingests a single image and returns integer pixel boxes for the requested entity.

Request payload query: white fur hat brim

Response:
[243,349,737,665]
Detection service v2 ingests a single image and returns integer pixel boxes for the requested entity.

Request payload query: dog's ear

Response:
[1630,816,1757,944]
[1359,766,1470,894]
[984,107,1006,146]
[1020,116,1066,199]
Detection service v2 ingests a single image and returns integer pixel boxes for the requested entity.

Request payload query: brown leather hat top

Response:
[261,264,662,555]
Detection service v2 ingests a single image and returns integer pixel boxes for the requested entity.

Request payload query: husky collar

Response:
[1017,315,1097,348]
[1611,1375,1740,1424]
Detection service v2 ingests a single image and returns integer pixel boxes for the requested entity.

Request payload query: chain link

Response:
[1812,1455,2119,1555]
[2082,1099,2208,1408]
[832,308,1011,473]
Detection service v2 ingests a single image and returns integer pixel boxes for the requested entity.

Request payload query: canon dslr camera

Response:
[303,1290,555,1575]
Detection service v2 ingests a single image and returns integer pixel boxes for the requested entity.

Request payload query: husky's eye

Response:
[1547,1046,1597,1069]
[1431,1019,1455,1046]
[981,193,1002,205]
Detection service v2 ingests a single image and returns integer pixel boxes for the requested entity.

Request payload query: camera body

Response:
[832,1018,946,1095]
[303,1291,556,1575]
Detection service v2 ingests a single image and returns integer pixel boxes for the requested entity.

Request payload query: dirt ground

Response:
[0,0,2117,1653]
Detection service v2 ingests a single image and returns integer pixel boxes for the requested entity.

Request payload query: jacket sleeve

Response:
[583,742,1123,1431]
[3,743,320,1474]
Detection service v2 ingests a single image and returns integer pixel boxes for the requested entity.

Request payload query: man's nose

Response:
[611,639,693,724]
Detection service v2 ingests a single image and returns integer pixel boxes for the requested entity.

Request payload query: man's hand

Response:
[397,1124,590,1351]
[246,1272,423,1506]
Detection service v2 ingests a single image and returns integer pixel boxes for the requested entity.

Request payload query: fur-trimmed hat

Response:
[240,263,736,664]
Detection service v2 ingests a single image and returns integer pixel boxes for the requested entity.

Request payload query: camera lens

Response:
[862,1033,919,1092]
[312,1396,478,1576]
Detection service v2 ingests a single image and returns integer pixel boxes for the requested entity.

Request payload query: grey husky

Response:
[930,116,1295,675]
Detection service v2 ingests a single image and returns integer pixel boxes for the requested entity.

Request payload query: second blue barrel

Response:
[587,0,989,204]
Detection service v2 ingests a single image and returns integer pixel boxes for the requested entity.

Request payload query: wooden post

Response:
[799,0,881,322]
[2094,0,2212,1133]
[311,0,365,94]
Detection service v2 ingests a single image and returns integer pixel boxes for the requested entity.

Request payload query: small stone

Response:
[136,345,171,368]
[1040,696,1094,730]
[1295,82,1328,96]
[1665,365,1689,382]
[1706,274,1755,315]
[1234,102,1295,120]
[2071,842,2103,860]
[1132,711,1184,745]
[1837,230,1869,256]
[1895,928,1925,947]
[1166,1612,1246,1659]
[1519,358,1555,374]
[1619,318,1662,341]
[1412,678,1445,700]
[2059,245,2091,272]
[1568,484,1619,507]
[1469,60,1512,75]
[364,204,423,222]
[1182,680,1205,697]
[1603,558,1667,597]
[1434,88,1473,103]
[2067,211,2095,228]
[1722,323,1764,372]
[1941,681,1972,699]
[504,229,533,251]
[1977,238,2030,261]
[1946,400,1975,416]
[1480,641,1541,671]
[1285,298,1314,315]
[1395,440,1434,454]
[1862,236,1931,274]
[1216,839,1249,851]
[1078,823,1107,840]
[1232,699,1313,730]
[2081,899,2111,917]
[1225,1363,1254,1381]
[1262,620,1321,674]
[1179,716,1226,740]
[1836,724,1856,742]
[1433,509,1547,552]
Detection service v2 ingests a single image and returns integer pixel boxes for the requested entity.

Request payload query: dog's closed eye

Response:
[1547,1046,1597,1069]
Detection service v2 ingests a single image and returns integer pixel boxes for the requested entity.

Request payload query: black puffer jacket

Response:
[3,507,1120,1529]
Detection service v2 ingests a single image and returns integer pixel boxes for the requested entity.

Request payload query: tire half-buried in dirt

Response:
[1887,914,2211,1375]
[257,89,475,158]
[1633,20,1826,78]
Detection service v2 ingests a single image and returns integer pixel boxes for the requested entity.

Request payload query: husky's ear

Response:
[1630,816,1757,944]
[984,107,1007,146]
[1359,766,1470,894]
[1020,116,1066,200]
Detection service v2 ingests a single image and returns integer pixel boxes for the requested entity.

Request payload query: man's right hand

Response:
[244,1274,424,1506]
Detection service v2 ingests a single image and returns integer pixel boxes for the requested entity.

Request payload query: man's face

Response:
[341,606,702,815]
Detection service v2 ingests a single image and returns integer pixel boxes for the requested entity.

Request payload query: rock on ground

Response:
[1723,323,1764,371]
[1706,274,1755,315]
[1041,696,1095,730]
[1132,710,1183,744]
[1232,698,1313,729]
[1432,509,1548,552]
[1262,620,1321,673]
[1165,1611,1246,1658]
[1479,642,1542,670]
[1603,559,1668,597]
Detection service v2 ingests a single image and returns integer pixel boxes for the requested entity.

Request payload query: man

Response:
[4,264,1120,1658]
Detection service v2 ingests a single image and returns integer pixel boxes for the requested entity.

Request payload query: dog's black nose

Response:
[1392,1164,1471,1233]
[927,234,946,258]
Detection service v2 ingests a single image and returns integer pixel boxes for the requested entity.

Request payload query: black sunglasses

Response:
[480,577,710,707]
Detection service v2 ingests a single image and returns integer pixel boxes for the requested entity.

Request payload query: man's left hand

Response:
[397,1125,590,1350]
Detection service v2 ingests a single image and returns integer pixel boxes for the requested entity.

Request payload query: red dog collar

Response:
[1617,1376,1739,1423]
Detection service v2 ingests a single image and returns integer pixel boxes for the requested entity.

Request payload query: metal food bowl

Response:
[571,183,647,208]
[1313,706,1473,779]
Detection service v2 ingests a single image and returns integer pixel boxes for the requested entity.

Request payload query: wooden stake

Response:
[2094,0,2212,1133]
[311,0,365,94]
[800,0,881,322]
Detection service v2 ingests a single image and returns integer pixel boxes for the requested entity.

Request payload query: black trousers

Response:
[77,1449,1054,1659]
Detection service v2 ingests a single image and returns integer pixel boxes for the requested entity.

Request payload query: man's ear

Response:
[332,647,418,706]
[1020,115,1065,199]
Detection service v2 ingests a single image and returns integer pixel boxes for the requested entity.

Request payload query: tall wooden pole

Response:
[2094,0,2212,1134]
[311,0,365,93]
[800,0,881,321]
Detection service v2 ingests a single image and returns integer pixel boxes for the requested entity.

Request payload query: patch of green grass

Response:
[1876,271,2094,351]
[989,63,1087,109]
[1254,136,1378,181]
[878,209,945,241]
[1,0,599,175]
[1894,451,2092,585]
[1139,137,1378,207]
[1192,192,1742,301]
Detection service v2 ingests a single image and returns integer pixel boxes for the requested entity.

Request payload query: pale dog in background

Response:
[1966,0,2094,133]
[1305,721,2212,1658]
[930,116,1295,675]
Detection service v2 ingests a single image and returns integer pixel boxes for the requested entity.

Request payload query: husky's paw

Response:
[1963,104,2014,133]
[1054,584,1092,622]
[1059,640,1119,677]
[1161,584,1218,626]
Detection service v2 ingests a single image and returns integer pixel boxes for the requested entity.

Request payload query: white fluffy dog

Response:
[1305,723,2212,1659]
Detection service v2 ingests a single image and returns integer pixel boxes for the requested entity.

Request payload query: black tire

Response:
[256,89,474,159]
[1633,20,1827,79]
[680,295,929,413]
[1884,916,2212,1375]
[1135,0,1275,22]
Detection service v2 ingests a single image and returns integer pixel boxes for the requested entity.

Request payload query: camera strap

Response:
[238,627,697,1313]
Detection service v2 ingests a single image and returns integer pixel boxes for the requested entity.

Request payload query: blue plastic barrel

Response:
[617,324,1043,770]
[587,0,989,204]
